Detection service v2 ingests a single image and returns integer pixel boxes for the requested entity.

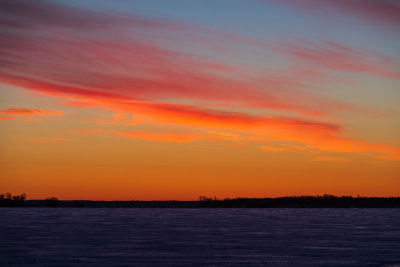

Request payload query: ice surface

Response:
[1,208,399,266]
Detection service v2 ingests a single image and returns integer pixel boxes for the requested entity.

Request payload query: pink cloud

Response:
[278,40,400,79]
[0,0,375,118]
[1,0,399,161]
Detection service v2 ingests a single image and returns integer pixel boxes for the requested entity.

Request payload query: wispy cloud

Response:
[17,137,71,142]
[0,0,373,117]
[0,116,15,120]
[280,40,400,79]
[0,108,63,116]
[1,0,399,161]
[311,156,349,162]
[272,0,400,28]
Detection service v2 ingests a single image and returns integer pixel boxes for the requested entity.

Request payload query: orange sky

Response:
[0,0,399,200]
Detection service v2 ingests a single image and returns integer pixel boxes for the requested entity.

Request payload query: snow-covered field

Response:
[1,208,399,266]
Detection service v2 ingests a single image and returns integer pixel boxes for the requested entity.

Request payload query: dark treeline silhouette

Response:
[44,197,59,207]
[0,192,26,207]
[25,200,199,208]
[1,193,400,208]
[198,194,400,208]
[0,193,60,207]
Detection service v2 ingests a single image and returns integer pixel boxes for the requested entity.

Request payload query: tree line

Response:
[1,193,400,208]
[0,192,26,207]
[198,194,400,208]
[0,193,59,207]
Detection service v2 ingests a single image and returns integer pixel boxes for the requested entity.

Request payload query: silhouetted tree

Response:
[19,193,26,206]
[45,197,59,207]
[199,196,213,201]
[0,192,27,207]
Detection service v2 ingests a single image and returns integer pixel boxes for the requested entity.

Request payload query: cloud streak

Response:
[0,108,63,116]
[273,0,400,28]
[280,41,400,79]
[1,0,399,161]
[1,0,384,117]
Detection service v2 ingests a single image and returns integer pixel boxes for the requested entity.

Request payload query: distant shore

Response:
[2,194,400,208]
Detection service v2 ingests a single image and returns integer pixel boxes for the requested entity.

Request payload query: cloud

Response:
[273,0,400,28]
[279,40,400,79]
[112,113,126,120]
[73,129,115,135]
[261,145,307,152]
[0,108,63,116]
[311,156,349,162]
[120,130,212,143]
[0,0,182,31]
[17,137,71,142]
[0,116,15,120]
[67,96,341,135]
[206,131,242,141]
[1,0,399,161]
[0,0,374,118]
[303,135,400,161]
[75,128,220,143]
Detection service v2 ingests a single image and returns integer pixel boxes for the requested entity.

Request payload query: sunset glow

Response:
[1,0,399,200]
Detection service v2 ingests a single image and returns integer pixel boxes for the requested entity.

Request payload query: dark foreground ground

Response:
[1,208,400,266]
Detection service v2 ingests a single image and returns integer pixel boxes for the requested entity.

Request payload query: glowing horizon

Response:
[0,0,399,200]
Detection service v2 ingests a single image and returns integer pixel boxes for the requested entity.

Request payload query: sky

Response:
[0,0,399,200]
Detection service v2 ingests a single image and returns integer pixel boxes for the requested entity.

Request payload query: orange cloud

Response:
[0,108,63,116]
[68,97,341,135]
[17,137,71,143]
[112,113,126,120]
[96,113,148,126]
[65,96,400,161]
[0,116,43,123]
[1,0,399,163]
[0,116,15,120]
[261,145,307,152]
[206,131,242,141]
[289,134,400,161]
[311,156,349,162]
[120,130,211,143]
[75,128,213,143]
[72,129,115,135]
